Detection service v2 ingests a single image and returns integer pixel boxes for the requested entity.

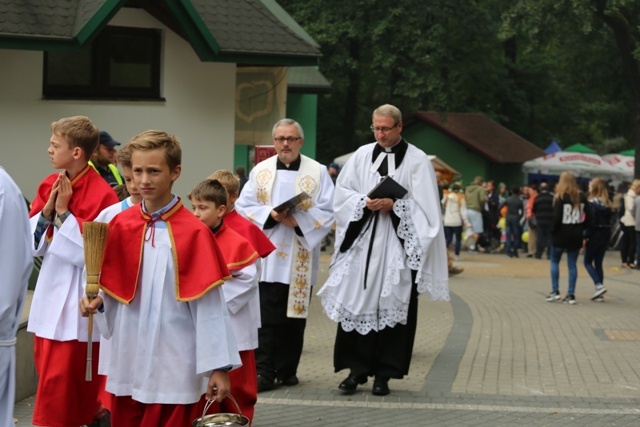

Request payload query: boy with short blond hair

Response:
[82,131,240,426]
[190,178,261,423]
[28,116,119,426]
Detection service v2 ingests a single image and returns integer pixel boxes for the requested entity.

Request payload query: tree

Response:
[280,0,640,172]
[502,0,640,176]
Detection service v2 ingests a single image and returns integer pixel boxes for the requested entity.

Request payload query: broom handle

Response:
[86,310,94,381]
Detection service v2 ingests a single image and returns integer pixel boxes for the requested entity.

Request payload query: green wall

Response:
[286,93,318,159]
[403,124,527,186]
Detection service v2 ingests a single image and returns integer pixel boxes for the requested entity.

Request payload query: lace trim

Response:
[381,248,404,298]
[331,195,367,266]
[321,293,409,335]
[350,196,367,222]
[394,200,423,270]
[417,272,450,301]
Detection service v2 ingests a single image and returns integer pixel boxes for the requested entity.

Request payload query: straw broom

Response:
[82,221,109,381]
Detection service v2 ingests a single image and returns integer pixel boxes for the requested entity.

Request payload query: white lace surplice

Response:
[317,142,449,335]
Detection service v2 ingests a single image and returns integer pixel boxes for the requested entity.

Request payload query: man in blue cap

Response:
[90,131,123,187]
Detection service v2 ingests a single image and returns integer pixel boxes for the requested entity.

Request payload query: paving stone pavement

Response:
[14,248,640,426]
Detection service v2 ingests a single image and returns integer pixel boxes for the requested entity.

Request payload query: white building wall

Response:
[0,8,236,202]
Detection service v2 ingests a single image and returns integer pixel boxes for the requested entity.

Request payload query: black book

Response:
[367,176,408,200]
[273,192,311,213]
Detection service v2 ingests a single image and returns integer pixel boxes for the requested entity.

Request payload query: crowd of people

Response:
[2,104,451,426]
[438,170,640,305]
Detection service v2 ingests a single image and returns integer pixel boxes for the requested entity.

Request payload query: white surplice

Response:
[235,156,335,286]
[28,210,99,342]
[92,197,137,376]
[317,142,450,335]
[94,224,241,404]
[223,263,259,351]
[0,167,33,427]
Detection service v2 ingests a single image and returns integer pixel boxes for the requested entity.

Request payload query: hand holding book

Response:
[273,192,311,214]
[367,176,408,200]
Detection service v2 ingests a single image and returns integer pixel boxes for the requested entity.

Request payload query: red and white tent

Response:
[522,151,621,179]
[602,154,634,180]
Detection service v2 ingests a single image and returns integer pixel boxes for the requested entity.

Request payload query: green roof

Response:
[564,143,596,154]
[0,0,321,65]
[287,67,332,94]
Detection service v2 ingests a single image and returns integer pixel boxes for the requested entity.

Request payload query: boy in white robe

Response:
[29,116,119,426]
[190,178,260,424]
[0,166,33,427]
[81,131,240,426]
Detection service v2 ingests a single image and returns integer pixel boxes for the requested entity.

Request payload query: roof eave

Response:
[212,52,321,67]
[411,112,504,163]
[287,85,332,94]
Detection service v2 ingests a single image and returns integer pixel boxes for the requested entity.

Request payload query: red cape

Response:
[225,209,276,258]
[30,165,119,235]
[100,199,231,304]
[213,222,259,271]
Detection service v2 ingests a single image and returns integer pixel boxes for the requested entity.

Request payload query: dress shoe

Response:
[338,374,367,392]
[372,377,390,396]
[257,375,276,393]
[280,375,299,386]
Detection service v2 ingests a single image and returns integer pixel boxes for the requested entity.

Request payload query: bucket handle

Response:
[198,394,243,427]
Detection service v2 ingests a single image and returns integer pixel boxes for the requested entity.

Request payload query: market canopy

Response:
[544,140,562,154]
[522,151,620,179]
[564,143,596,154]
[620,148,635,156]
[602,154,634,180]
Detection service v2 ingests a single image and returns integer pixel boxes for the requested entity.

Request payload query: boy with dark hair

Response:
[81,131,240,426]
[190,178,261,423]
[28,115,118,426]
[208,169,276,259]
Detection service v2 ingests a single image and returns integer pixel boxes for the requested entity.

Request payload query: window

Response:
[44,26,162,100]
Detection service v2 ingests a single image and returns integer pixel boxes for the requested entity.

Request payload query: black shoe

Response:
[372,377,390,396]
[338,374,367,393]
[257,375,276,392]
[280,375,299,386]
[87,407,110,427]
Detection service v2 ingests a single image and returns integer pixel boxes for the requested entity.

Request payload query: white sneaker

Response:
[591,286,607,300]
[545,291,561,302]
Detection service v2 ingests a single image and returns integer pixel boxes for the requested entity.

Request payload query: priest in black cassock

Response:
[318,104,449,396]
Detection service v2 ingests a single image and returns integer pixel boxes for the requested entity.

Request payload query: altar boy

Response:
[190,178,260,424]
[81,131,240,426]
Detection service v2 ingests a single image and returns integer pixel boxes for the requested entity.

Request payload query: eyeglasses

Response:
[274,136,301,144]
[370,123,398,133]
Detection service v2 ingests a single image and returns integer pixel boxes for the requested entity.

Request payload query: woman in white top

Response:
[619,179,640,268]
[442,183,469,259]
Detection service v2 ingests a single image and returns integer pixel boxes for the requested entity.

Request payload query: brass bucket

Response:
[193,395,250,427]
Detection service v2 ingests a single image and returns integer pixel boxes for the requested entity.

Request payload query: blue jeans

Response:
[550,246,579,296]
[505,216,522,255]
[583,240,607,285]
[444,226,463,255]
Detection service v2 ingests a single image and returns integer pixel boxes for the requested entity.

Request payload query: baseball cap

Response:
[99,131,121,149]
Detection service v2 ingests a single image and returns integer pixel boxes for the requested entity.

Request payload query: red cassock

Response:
[100,199,231,303]
[213,222,259,424]
[224,209,276,258]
